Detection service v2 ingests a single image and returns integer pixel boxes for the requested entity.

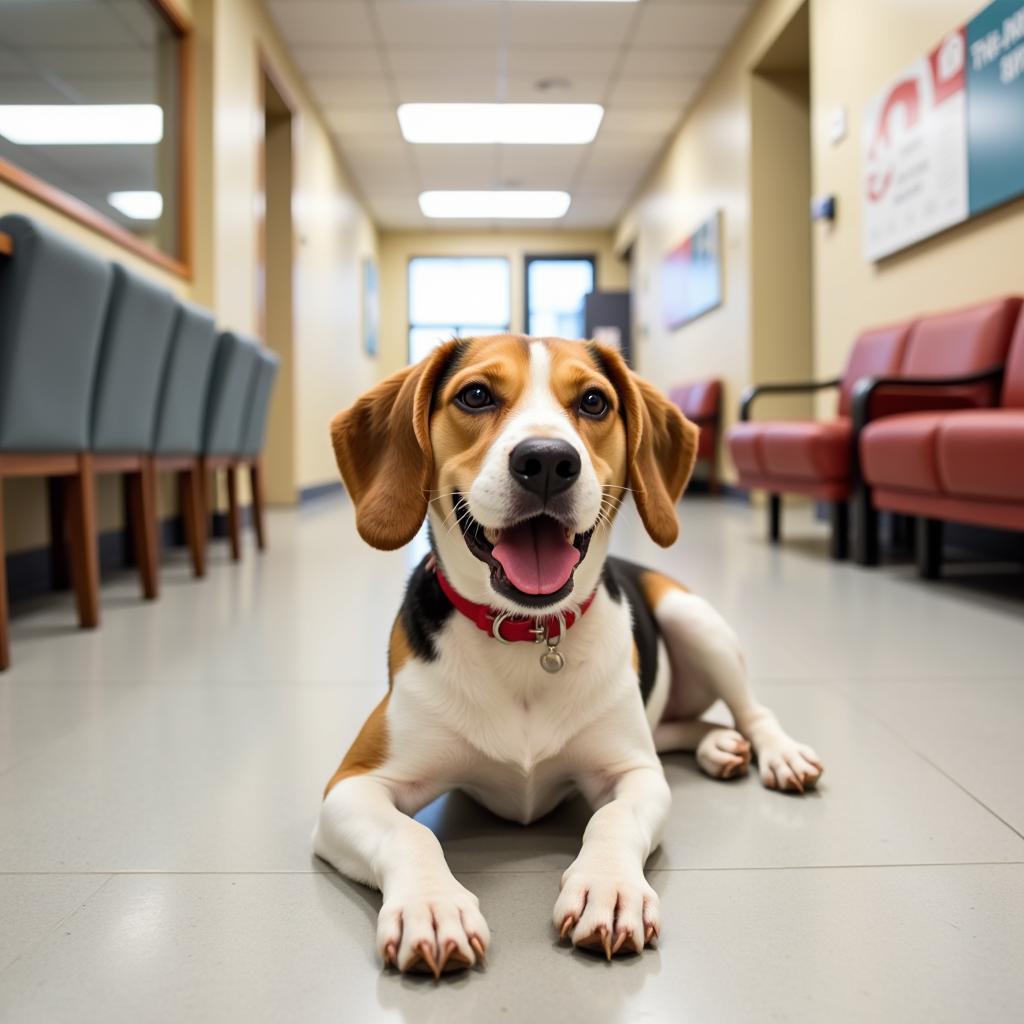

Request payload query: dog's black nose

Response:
[509,438,581,501]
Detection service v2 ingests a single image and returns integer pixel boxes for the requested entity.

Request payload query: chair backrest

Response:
[837,323,912,416]
[239,350,280,457]
[669,379,721,422]
[91,264,179,452]
[1002,310,1024,410]
[896,296,1022,409]
[0,214,112,452]
[153,302,218,455]
[203,331,260,456]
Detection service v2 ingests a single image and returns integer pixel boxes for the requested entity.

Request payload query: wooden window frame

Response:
[0,0,193,280]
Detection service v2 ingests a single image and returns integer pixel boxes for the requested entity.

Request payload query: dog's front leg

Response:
[314,775,489,975]
[554,763,670,958]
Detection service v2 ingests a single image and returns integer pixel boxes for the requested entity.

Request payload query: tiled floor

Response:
[1,496,1022,1022]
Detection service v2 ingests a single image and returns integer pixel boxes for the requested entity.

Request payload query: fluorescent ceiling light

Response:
[398,104,603,145]
[108,191,164,220]
[0,105,163,145]
[419,191,571,219]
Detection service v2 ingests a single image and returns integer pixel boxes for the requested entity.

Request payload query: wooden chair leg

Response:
[226,464,241,561]
[0,477,10,671]
[47,476,70,589]
[249,460,266,552]
[128,462,159,600]
[179,463,206,578]
[67,454,100,629]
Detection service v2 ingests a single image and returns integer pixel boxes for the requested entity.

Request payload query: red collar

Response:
[433,562,597,643]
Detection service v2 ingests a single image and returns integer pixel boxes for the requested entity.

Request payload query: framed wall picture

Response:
[662,210,723,330]
[362,256,379,357]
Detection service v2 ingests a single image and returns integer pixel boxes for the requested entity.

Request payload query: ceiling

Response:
[267,0,755,231]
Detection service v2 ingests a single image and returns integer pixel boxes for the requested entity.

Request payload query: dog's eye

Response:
[456,383,496,411]
[579,388,610,419]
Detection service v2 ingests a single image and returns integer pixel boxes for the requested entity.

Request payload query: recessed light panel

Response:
[398,104,603,145]
[419,191,571,219]
[0,105,163,145]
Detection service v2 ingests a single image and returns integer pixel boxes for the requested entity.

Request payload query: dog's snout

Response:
[509,438,581,501]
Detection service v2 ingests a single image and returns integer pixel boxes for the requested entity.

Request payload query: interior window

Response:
[0,0,185,260]
[525,256,595,339]
[408,257,511,364]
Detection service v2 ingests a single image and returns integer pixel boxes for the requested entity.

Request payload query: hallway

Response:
[1,496,1021,1021]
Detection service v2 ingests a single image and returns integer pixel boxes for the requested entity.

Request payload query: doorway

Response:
[257,61,296,504]
[750,1,813,418]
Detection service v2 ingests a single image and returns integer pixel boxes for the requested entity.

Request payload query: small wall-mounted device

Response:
[811,195,837,223]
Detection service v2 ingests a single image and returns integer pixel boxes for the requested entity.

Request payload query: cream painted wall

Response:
[621,0,1024,479]
[616,0,806,484]
[377,229,629,376]
[1,0,376,555]
[811,0,1024,415]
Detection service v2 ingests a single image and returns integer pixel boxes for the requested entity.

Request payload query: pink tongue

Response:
[491,518,581,595]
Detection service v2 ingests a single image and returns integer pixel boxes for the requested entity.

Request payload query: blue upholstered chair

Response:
[0,214,113,670]
[89,263,179,600]
[202,331,260,561]
[152,302,219,578]
[236,349,280,550]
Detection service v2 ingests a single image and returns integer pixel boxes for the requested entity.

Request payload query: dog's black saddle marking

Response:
[603,556,660,706]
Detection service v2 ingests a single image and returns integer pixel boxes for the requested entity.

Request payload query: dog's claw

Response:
[644,924,658,946]
[469,935,486,962]
[559,915,576,940]
[383,942,398,969]
[417,940,441,979]
[612,930,629,955]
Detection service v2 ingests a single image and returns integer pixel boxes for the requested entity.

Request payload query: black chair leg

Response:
[916,517,943,579]
[768,494,781,543]
[853,487,879,565]
[829,501,849,560]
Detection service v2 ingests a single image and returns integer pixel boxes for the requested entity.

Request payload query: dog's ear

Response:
[593,343,699,547]
[331,341,459,550]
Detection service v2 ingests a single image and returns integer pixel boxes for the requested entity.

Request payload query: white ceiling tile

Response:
[505,3,638,49]
[392,72,500,103]
[504,49,620,79]
[413,145,500,190]
[619,46,720,79]
[498,146,585,191]
[503,74,609,104]
[374,2,501,48]
[269,2,376,47]
[385,48,501,76]
[631,3,750,49]
[289,46,386,78]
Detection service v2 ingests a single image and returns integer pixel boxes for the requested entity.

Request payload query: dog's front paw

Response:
[377,880,489,978]
[757,736,824,793]
[553,861,659,959]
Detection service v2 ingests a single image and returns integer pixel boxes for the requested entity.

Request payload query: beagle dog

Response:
[314,335,822,977]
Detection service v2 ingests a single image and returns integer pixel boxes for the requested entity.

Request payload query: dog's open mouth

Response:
[454,496,595,607]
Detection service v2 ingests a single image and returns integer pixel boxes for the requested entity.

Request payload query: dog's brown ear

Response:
[330,342,458,550]
[594,343,699,547]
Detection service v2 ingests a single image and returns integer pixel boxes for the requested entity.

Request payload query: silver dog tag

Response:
[540,635,564,673]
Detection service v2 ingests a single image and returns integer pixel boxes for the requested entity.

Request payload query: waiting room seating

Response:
[669,379,722,493]
[728,297,1023,562]
[202,331,261,562]
[727,323,912,559]
[0,215,113,669]
[858,301,1024,577]
[152,301,220,579]
[0,216,278,671]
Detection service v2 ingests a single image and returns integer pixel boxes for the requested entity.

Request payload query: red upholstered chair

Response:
[727,323,912,559]
[858,301,1024,576]
[669,379,722,493]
